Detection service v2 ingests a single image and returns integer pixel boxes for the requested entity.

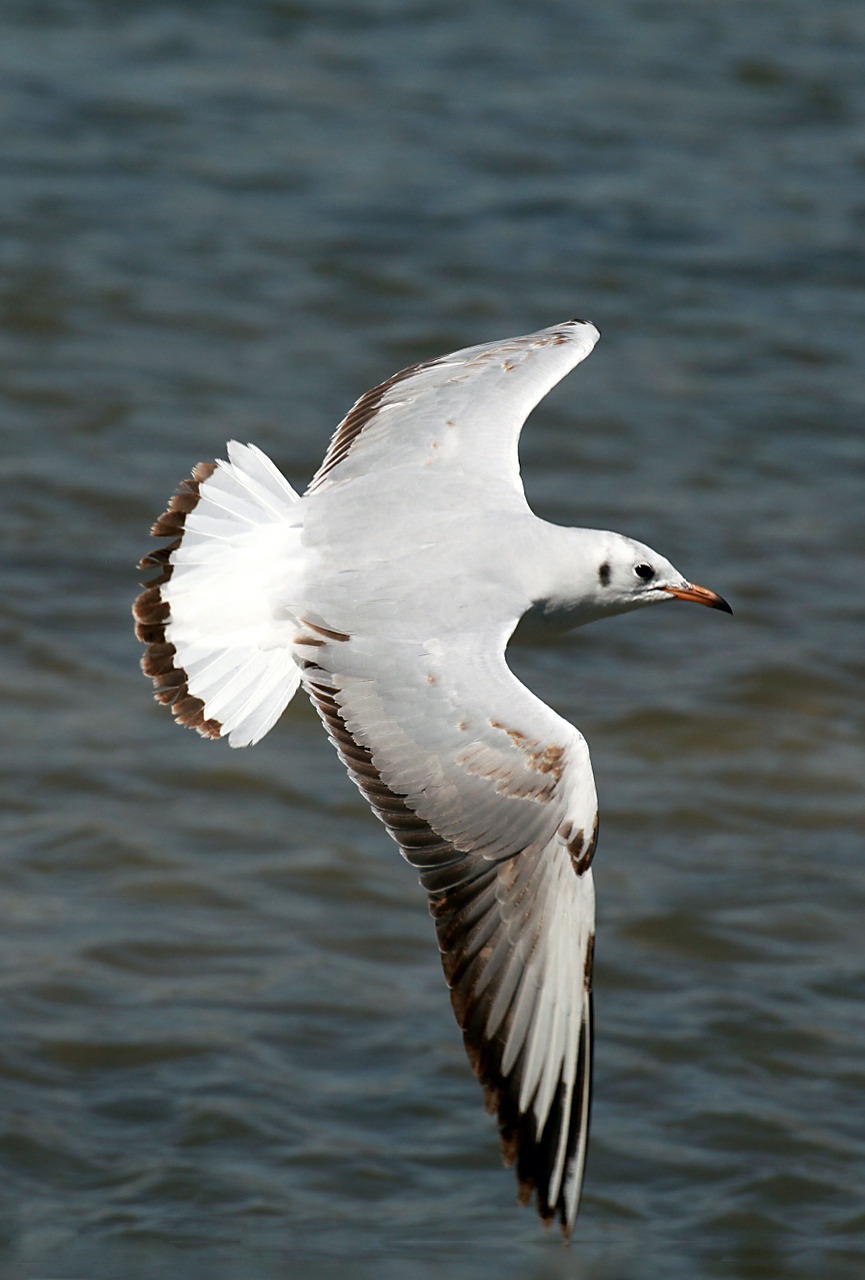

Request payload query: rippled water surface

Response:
[2,2,864,1277]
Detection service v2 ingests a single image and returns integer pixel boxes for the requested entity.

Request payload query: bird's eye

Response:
[634,563,655,582]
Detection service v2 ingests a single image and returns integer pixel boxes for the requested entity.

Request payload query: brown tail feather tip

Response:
[134,462,223,742]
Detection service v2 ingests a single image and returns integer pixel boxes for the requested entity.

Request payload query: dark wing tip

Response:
[133,462,223,741]
[568,317,600,338]
[443,908,593,1237]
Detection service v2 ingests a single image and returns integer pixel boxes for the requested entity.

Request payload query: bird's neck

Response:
[520,524,617,634]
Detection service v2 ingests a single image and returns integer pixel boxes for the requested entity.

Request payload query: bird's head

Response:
[592,533,732,618]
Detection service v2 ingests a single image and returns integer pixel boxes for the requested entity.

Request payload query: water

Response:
[1,1,864,1277]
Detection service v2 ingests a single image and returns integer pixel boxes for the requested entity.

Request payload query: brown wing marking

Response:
[304,663,592,1234]
[133,462,223,739]
[308,356,440,489]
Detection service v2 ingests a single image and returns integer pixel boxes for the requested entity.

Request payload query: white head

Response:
[530,527,731,632]
[593,531,731,616]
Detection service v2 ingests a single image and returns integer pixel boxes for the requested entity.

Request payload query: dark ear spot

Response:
[598,561,611,587]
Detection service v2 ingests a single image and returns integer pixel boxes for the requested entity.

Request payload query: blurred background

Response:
[1,2,863,1278]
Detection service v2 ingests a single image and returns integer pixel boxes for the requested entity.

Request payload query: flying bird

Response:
[134,319,731,1236]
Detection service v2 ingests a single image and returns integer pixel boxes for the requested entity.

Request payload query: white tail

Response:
[134,441,304,747]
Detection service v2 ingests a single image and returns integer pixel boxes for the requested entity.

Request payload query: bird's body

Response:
[134,319,730,1235]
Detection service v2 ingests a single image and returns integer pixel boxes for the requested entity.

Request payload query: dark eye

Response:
[634,563,655,582]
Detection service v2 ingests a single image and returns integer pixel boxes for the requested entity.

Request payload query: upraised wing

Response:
[295,627,598,1235]
[308,318,600,499]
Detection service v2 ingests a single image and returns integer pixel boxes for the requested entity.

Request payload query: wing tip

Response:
[567,316,601,344]
[460,1017,589,1238]
[134,463,225,742]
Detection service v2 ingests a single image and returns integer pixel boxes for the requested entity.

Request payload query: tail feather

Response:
[134,442,304,747]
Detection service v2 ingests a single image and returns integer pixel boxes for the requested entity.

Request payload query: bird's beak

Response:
[663,582,733,614]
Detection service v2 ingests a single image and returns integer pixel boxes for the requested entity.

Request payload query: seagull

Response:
[134,319,731,1236]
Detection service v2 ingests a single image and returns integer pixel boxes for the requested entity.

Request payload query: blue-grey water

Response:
[1,2,864,1278]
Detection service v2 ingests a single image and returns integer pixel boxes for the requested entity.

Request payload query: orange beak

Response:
[663,582,732,614]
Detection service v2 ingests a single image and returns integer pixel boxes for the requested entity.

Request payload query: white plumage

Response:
[134,319,730,1234]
